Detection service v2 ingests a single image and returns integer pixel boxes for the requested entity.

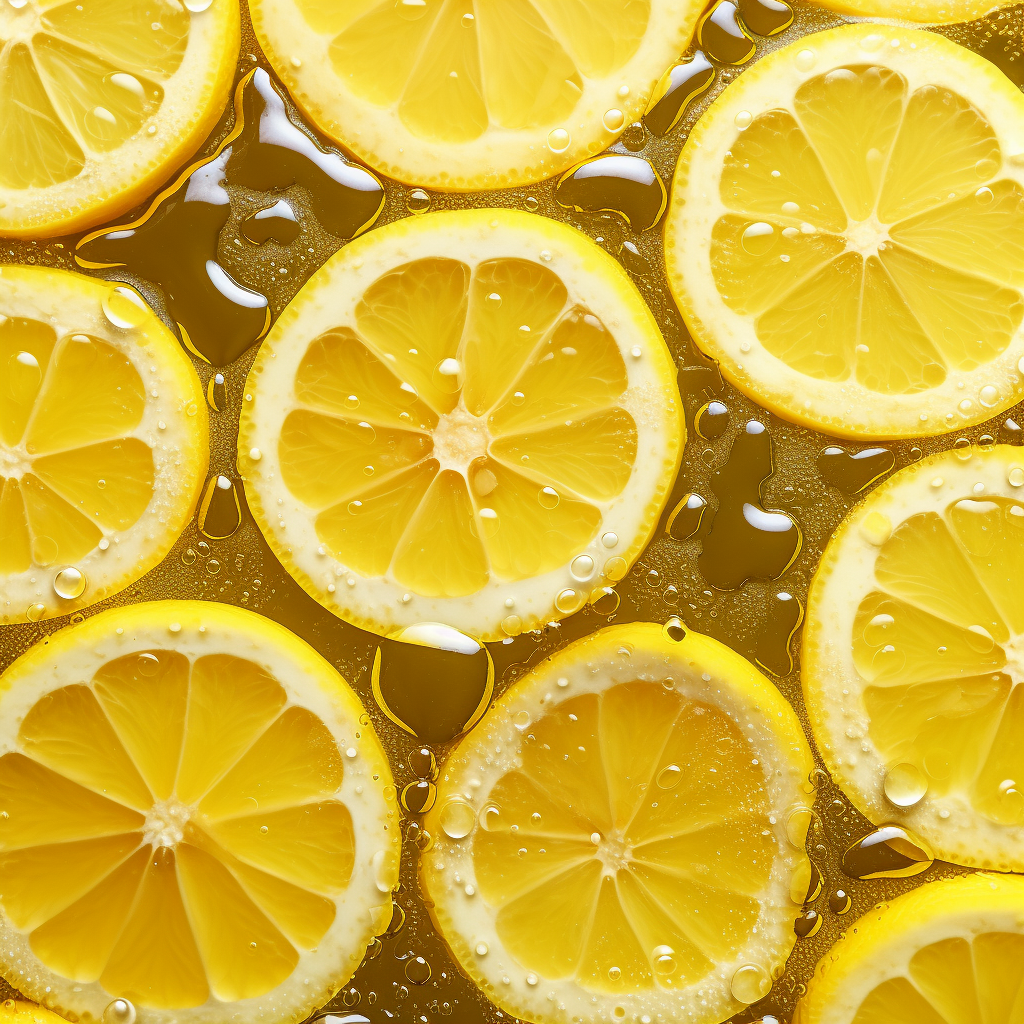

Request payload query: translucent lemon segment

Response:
[473,682,773,986]
[0,637,367,1011]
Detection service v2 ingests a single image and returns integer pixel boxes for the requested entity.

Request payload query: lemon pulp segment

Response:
[805,445,1024,871]
[422,622,814,1024]
[0,0,239,237]
[666,24,1024,439]
[239,210,683,641]
[0,267,207,623]
[0,602,399,1024]
[250,0,703,189]
[796,874,1024,1024]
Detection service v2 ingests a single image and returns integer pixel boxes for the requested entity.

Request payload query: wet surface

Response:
[4,2,1024,1023]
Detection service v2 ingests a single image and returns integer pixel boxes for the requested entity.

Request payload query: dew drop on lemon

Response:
[883,763,927,807]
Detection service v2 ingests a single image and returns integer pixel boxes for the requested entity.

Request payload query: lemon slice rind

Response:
[0,600,399,1024]
[421,621,814,1024]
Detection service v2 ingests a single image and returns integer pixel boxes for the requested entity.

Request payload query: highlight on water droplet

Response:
[547,127,571,153]
[439,798,476,839]
[731,963,771,1004]
[102,284,149,330]
[883,762,928,808]
[53,566,86,600]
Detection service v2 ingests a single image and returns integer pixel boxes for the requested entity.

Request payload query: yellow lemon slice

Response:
[238,209,683,641]
[808,0,1013,23]
[804,444,1024,872]
[795,873,1024,1024]
[0,267,206,624]
[665,24,1024,440]
[0,0,239,238]
[248,0,703,190]
[0,601,399,1024]
[421,621,814,1024]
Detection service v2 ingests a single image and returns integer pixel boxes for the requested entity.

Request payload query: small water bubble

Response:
[181,547,197,566]
[53,566,86,600]
[603,108,625,131]
[607,966,622,982]
[512,709,531,731]
[741,222,775,256]
[601,531,618,548]
[433,357,462,393]
[103,1000,136,1024]
[570,554,595,581]
[405,956,431,985]
[1009,466,1024,487]
[102,284,148,329]
[663,616,686,643]
[828,888,852,914]
[656,764,682,789]
[8,350,41,402]
[976,185,995,204]
[734,110,753,130]
[652,944,677,977]
[501,614,523,636]
[401,779,436,815]
[206,558,222,575]
[410,746,437,779]
[980,384,999,407]
[539,486,560,509]
[406,188,431,214]
[731,964,771,1004]
[26,603,46,622]
[795,48,816,70]
[555,588,583,614]
[184,0,213,9]
[884,763,927,807]
[523,196,539,212]
[547,128,571,153]
[439,799,476,839]
[396,0,428,19]
[475,942,488,956]
[794,909,821,938]
[604,556,627,581]
[786,806,815,848]
[384,902,407,937]
[590,586,620,614]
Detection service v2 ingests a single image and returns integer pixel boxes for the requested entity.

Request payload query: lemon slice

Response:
[420,621,814,1024]
[0,0,239,238]
[665,24,1024,440]
[804,444,1024,872]
[248,0,702,190]
[795,873,1024,1024]
[0,601,399,1024]
[0,267,207,624]
[808,0,1013,23]
[238,209,683,641]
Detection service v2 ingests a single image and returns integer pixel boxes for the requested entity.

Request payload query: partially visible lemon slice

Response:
[0,1003,67,1024]
[795,873,1024,1024]
[421,621,814,1024]
[248,0,702,190]
[808,0,1013,23]
[0,0,239,238]
[238,209,683,642]
[0,267,207,624]
[666,24,1024,440]
[804,444,1024,872]
[0,601,399,1024]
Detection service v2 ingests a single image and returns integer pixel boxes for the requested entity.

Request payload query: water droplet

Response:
[602,532,618,548]
[547,128,571,153]
[475,941,488,956]
[184,0,212,10]
[842,825,933,879]
[859,511,892,546]
[604,556,628,582]
[396,0,428,19]
[883,763,927,807]
[554,154,666,233]
[554,587,583,614]
[406,188,431,214]
[980,384,1000,407]
[461,10,474,25]
[372,847,398,892]
[523,196,539,211]
[1009,466,1024,488]
[663,616,687,643]
[644,52,715,137]
[603,108,625,131]
[656,764,682,789]
[103,1000,136,1024]
[976,185,995,204]
[501,613,523,636]
[401,779,436,815]
[695,400,729,439]
[198,474,241,540]
[828,888,852,914]
[734,110,753,130]
[731,963,771,1004]
[739,0,794,35]
[786,806,814,848]
[666,492,707,540]
[570,554,595,581]
[539,486,560,509]
[741,221,775,256]
[433,357,462,393]
[384,902,406,937]
[8,350,41,403]
[607,965,622,982]
[206,372,227,411]
[439,799,476,839]
[590,586,620,614]
[794,909,821,938]
[26,603,46,622]
[795,48,816,70]
[53,566,86,600]
[102,284,148,329]
[699,1,756,64]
